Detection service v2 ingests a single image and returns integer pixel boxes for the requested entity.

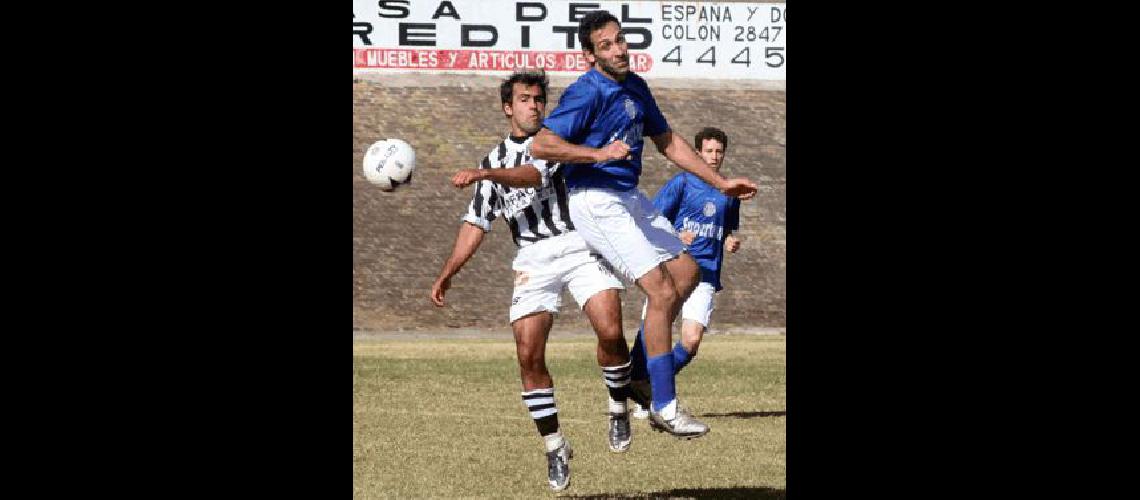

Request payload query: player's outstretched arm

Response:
[430,222,486,307]
[452,165,542,189]
[532,128,629,163]
[651,131,758,200]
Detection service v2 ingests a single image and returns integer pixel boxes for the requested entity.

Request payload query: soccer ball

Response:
[362,138,416,191]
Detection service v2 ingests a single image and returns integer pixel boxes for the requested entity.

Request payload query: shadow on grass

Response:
[561,486,785,499]
[698,410,786,419]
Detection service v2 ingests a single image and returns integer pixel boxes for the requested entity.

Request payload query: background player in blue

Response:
[629,128,742,418]
[531,10,758,439]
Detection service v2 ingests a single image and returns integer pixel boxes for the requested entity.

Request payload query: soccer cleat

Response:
[648,404,710,439]
[545,439,573,491]
[630,402,649,420]
[628,378,653,409]
[607,413,631,452]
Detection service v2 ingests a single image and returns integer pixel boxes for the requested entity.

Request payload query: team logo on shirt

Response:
[501,185,553,219]
[703,201,717,217]
[623,98,637,119]
[514,271,530,286]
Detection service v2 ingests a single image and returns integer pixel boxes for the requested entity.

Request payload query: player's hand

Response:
[678,230,696,246]
[725,234,741,253]
[452,169,484,188]
[719,177,758,200]
[430,276,451,307]
[597,140,631,162]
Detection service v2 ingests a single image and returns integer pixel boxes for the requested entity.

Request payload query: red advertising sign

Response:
[353,48,653,73]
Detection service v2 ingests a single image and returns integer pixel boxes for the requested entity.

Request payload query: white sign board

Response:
[353,1,785,80]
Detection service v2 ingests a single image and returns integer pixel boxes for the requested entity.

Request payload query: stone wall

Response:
[353,75,784,332]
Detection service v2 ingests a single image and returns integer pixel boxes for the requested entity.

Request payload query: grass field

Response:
[353,333,785,499]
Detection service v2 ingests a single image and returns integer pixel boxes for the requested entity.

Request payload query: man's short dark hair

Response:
[695,127,729,151]
[500,69,548,105]
[577,10,620,54]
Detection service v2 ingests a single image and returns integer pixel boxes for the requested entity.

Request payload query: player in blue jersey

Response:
[628,127,743,419]
[531,10,757,439]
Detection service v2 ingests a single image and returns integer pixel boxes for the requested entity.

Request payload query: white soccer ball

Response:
[362,138,416,191]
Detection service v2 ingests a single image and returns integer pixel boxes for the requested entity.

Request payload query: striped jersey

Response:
[462,135,576,248]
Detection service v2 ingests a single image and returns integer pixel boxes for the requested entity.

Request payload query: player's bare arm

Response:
[430,222,486,307]
[651,131,758,200]
[452,164,543,189]
[532,128,630,163]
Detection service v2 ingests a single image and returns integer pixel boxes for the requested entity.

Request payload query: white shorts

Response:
[640,281,717,329]
[567,187,685,283]
[509,231,624,324]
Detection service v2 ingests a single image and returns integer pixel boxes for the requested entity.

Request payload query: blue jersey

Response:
[654,172,740,291]
[542,68,669,192]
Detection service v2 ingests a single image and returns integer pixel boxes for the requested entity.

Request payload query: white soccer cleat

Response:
[630,402,649,420]
[648,404,710,439]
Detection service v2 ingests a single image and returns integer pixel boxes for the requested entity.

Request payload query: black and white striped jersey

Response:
[462,135,576,248]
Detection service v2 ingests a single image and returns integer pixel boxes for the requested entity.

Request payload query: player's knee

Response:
[595,323,623,343]
[515,342,546,373]
[596,326,625,350]
[676,257,700,293]
[517,352,547,375]
[646,282,680,310]
[681,321,704,348]
[685,332,704,353]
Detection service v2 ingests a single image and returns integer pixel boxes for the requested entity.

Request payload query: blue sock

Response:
[630,322,649,381]
[647,352,676,412]
[672,342,695,375]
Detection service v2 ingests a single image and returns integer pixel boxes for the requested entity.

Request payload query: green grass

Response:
[353,335,785,499]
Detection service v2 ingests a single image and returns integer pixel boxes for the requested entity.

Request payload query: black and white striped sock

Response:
[521,387,560,436]
[602,361,631,415]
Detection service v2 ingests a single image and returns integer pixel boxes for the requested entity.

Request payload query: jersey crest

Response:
[623,98,637,119]
[703,201,717,217]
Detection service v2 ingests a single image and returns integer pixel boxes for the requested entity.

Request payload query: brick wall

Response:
[353,76,784,332]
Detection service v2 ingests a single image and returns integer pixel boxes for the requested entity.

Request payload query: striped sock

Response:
[601,361,631,414]
[521,387,560,438]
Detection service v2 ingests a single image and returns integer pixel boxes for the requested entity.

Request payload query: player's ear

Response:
[503,101,513,117]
